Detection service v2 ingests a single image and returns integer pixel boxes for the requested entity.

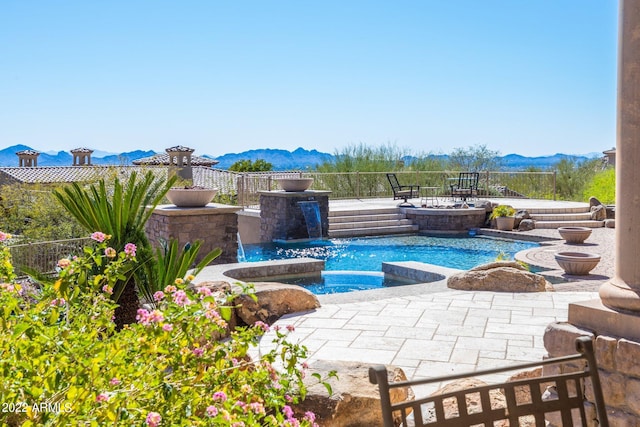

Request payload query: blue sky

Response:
[0,1,618,158]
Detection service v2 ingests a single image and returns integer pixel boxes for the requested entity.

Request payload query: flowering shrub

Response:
[0,231,15,282]
[0,233,325,426]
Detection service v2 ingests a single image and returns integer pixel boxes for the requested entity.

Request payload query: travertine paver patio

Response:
[257,197,613,394]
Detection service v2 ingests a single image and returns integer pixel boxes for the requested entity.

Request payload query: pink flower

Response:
[145,411,162,427]
[57,258,71,269]
[197,286,212,297]
[136,308,151,325]
[162,323,173,332]
[104,247,117,258]
[102,285,113,295]
[50,298,66,307]
[286,324,295,332]
[0,231,10,242]
[213,391,227,402]
[283,405,295,419]
[90,232,109,243]
[254,321,270,332]
[153,291,165,301]
[164,285,177,293]
[109,377,121,386]
[96,393,109,402]
[192,347,204,357]
[206,405,218,417]
[124,242,137,257]
[149,309,164,323]
[172,290,191,306]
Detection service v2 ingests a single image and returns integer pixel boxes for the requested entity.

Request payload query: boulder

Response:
[447,261,549,292]
[293,360,413,427]
[605,219,616,228]
[589,196,602,207]
[514,209,531,229]
[590,205,607,221]
[234,282,320,325]
[518,219,535,231]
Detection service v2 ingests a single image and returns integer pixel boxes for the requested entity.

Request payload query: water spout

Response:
[297,201,322,239]
[237,232,247,262]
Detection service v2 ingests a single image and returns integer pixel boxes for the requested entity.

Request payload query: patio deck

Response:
[254,197,613,393]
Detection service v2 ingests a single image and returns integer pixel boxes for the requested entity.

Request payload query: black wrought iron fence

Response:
[9,237,92,278]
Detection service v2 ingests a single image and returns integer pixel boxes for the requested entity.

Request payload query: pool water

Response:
[279,271,418,295]
[242,235,538,272]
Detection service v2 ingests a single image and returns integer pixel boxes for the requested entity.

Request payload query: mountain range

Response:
[0,144,600,171]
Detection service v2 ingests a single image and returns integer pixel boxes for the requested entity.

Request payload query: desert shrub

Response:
[583,167,615,204]
[0,235,327,426]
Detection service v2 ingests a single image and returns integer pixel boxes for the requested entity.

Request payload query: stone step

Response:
[329,213,406,223]
[328,224,419,238]
[329,207,400,217]
[533,220,605,229]
[524,206,591,215]
[329,218,415,230]
[530,212,593,222]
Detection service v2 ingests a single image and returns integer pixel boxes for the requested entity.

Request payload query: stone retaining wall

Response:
[404,207,487,232]
[544,321,640,426]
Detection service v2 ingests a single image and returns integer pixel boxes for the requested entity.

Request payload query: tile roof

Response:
[133,153,218,166]
[0,165,238,194]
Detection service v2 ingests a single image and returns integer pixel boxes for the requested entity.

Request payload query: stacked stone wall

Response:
[259,192,329,241]
[146,205,240,265]
[545,322,640,426]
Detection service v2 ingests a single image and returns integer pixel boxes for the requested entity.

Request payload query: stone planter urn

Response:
[554,251,601,275]
[558,226,592,244]
[276,178,314,192]
[495,216,515,231]
[166,187,218,207]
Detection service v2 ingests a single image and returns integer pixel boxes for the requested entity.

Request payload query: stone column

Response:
[599,0,640,314]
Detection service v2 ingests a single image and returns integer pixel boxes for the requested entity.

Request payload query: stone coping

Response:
[257,190,332,197]
[152,203,242,216]
[193,258,461,303]
[403,207,486,216]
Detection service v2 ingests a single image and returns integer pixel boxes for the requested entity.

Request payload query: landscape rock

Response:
[589,196,603,208]
[234,282,320,325]
[590,204,607,221]
[605,219,615,228]
[514,209,531,229]
[518,219,535,231]
[294,360,413,427]
[447,261,549,292]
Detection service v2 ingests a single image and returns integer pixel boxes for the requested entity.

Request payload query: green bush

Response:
[0,235,328,426]
[583,167,615,204]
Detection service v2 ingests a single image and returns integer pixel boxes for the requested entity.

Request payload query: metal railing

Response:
[9,237,92,278]
[232,170,557,208]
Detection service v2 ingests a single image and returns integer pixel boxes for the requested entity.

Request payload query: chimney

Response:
[71,147,94,166]
[166,145,194,182]
[16,149,40,167]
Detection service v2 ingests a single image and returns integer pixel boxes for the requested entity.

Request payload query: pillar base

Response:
[568,298,640,341]
[598,278,640,315]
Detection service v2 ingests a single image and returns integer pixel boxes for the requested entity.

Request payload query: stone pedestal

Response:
[259,191,330,241]
[146,203,242,265]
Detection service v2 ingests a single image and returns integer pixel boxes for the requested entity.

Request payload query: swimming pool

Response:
[242,235,538,272]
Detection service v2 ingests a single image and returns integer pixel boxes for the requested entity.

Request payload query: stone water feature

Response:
[259,190,331,241]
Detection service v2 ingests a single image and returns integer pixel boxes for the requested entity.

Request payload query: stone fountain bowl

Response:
[277,178,314,192]
[166,187,218,207]
[554,251,601,275]
[558,226,592,244]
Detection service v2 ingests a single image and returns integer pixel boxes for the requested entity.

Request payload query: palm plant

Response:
[144,239,222,306]
[53,171,176,327]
